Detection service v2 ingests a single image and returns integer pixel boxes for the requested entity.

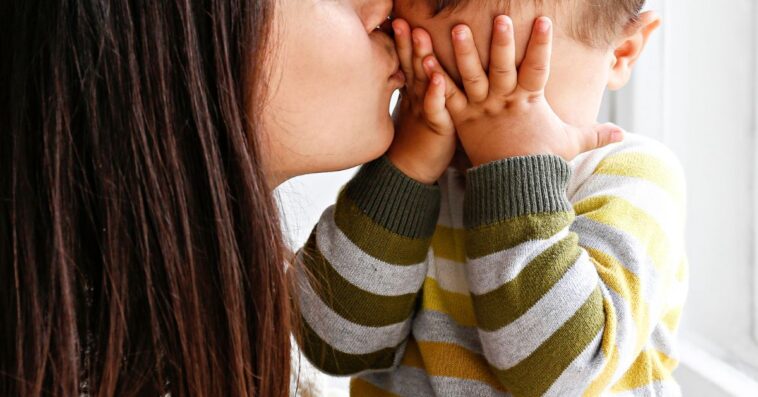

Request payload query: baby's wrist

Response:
[464,142,554,167]
[386,149,444,185]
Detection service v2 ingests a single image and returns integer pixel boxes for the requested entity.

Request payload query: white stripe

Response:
[666,278,688,310]
[570,173,684,249]
[316,206,429,296]
[567,132,684,201]
[428,256,470,295]
[466,226,572,295]
[479,251,599,370]
[296,266,411,355]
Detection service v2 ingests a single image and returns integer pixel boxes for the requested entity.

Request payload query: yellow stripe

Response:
[350,378,401,397]
[422,277,477,327]
[660,307,683,332]
[593,151,684,204]
[582,248,650,395]
[583,244,681,395]
[415,340,508,392]
[399,337,425,369]
[588,247,650,347]
[610,349,678,393]
[582,291,620,396]
[573,196,671,272]
[431,225,466,263]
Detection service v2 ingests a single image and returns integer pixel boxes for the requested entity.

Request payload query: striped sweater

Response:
[294,132,688,396]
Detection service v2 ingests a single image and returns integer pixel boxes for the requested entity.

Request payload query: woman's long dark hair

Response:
[0,0,291,395]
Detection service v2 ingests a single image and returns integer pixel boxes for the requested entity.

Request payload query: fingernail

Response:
[393,24,402,36]
[496,16,511,32]
[424,57,435,70]
[611,129,623,141]
[453,26,467,40]
[412,32,420,46]
[537,18,551,33]
[432,74,443,85]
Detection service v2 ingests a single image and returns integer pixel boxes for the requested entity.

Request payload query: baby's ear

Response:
[607,11,662,91]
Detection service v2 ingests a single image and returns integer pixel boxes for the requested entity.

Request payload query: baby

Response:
[294,1,688,396]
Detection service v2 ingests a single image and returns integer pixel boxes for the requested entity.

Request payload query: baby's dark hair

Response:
[431,0,647,48]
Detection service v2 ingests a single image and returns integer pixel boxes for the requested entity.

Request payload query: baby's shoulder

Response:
[567,131,686,197]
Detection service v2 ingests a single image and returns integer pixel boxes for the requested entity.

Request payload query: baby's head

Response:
[393,0,661,125]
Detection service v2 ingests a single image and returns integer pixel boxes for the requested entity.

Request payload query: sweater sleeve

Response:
[293,156,441,376]
[463,148,687,396]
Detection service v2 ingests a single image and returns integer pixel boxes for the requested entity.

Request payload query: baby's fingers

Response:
[411,28,434,91]
[518,17,553,93]
[488,15,517,98]
[422,55,468,118]
[451,25,488,103]
[392,19,414,85]
[423,73,454,133]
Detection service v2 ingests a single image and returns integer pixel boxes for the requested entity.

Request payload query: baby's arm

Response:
[293,156,440,376]
[292,19,460,377]
[463,148,686,396]
[420,16,686,396]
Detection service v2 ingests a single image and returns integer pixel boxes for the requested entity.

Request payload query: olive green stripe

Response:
[301,233,418,327]
[472,233,582,331]
[492,286,605,397]
[299,316,401,375]
[345,156,441,238]
[335,194,432,265]
[466,211,573,260]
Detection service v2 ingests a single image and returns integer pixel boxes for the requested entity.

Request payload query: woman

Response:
[0,0,399,395]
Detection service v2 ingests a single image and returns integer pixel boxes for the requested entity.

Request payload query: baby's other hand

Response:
[433,16,624,166]
[386,19,457,185]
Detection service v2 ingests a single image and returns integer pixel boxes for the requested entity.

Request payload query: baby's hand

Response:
[426,16,623,166]
[386,19,457,185]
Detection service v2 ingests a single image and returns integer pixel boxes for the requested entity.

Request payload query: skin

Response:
[388,0,662,183]
[262,0,404,186]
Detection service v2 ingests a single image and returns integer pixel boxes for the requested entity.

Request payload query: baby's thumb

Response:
[580,122,624,152]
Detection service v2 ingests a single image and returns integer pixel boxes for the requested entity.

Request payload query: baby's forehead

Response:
[393,0,570,28]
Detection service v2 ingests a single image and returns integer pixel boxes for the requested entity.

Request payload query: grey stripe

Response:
[465,226,572,295]
[295,266,412,355]
[438,170,466,229]
[317,206,429,296]
[649,324,678,360]
[360,365,512,397]
[412,310,483,355]
[359,365,436,396]
[574,215,678,358]
[604,285,639,385]
[572,216,659,304]
[552,283,647,392]
[479,251,600,370]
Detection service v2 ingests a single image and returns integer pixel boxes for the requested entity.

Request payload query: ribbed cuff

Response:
[464,154,573,228]
[344,155,441,238]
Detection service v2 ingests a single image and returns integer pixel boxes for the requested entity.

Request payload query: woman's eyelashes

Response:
[377,16,394,37]
[363,0,393,32]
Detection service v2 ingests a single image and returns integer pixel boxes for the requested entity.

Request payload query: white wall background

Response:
[278,1,758,395]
